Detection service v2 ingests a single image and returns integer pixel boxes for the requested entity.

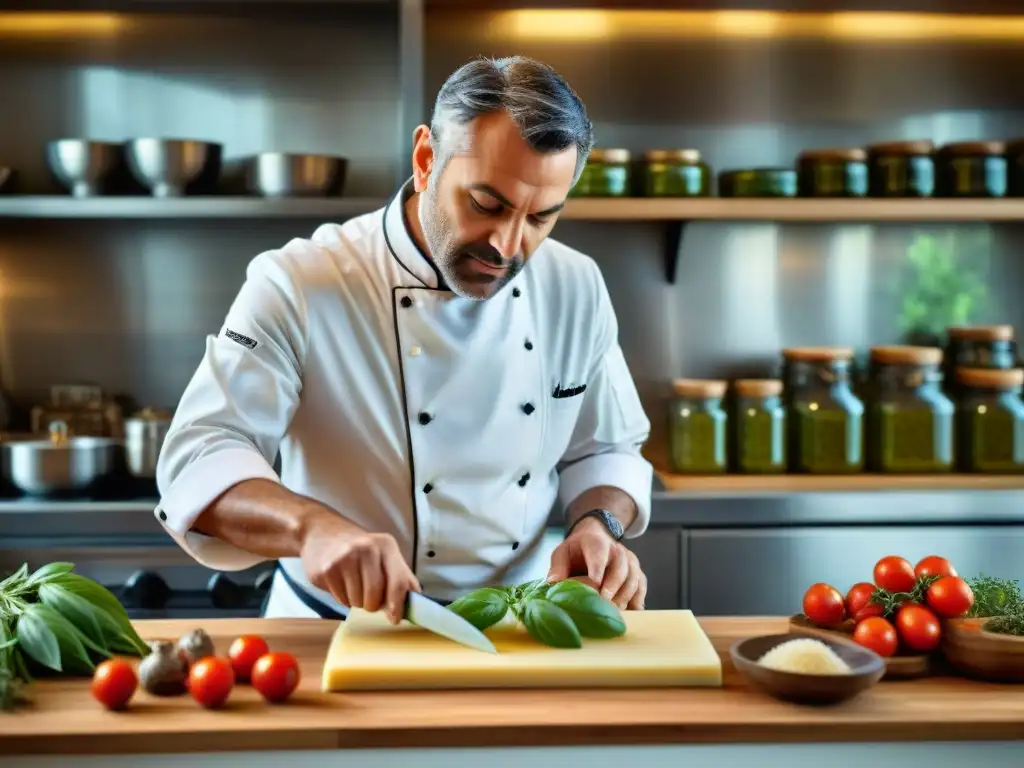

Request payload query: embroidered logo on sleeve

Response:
[224,329,258,350]
[552,382,587,399]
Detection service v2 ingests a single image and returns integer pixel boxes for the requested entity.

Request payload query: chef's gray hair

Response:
[429,56,594,184]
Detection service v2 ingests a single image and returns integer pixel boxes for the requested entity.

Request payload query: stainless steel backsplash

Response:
[2,9,1024,449]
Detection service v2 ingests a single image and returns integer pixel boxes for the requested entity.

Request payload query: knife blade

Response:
[404,592,498,654]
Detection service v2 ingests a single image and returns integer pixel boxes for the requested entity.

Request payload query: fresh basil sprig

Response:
[448,578,626,649]
[0,562,151,711]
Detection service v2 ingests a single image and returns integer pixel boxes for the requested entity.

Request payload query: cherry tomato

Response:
[926,575,974,619]
[914,555,958,581]
[845,582,884,622]
[802,583,846,628]
[91,659,138,711]
[188,656,235,709]
[853,616,899,658]
[874,556,917,594]
[896,604,942,652]
[251,652,301,703]
[228,635,270,682]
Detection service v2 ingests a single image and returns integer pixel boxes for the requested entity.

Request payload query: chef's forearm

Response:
[192,478,362,559]
[565,485,638,531]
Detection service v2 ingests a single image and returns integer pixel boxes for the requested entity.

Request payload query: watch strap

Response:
[565,509,624,541]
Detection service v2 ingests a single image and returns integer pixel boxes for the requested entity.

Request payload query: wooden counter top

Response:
[3,616,1024,756]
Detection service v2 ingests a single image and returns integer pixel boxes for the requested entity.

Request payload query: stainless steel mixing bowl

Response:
[46,139,121,198]
[125,138,220,197]
[245,152,347,197]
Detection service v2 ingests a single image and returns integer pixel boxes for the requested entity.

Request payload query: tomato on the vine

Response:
[803,583,846,628]
[251,652,301,703]
[228,635,270,682]
[896,604,942,652]
[853,616,899,657]
[926,576,974,619]
[188,657,235,709]
[874,556,917,593]
[845,582,884,622]
[91,659,138,711]
[914,555,957,580]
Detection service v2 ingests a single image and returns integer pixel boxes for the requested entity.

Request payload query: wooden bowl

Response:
[731,633,885,706]
[942,617,1024,683]
[788,614,931,679]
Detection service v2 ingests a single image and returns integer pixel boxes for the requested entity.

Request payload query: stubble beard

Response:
[418,178,485,301]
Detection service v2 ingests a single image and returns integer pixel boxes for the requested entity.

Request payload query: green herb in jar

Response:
[955,366,1024,473]
[568,148,632,198]
[781,347,865,474]
[668,378,728,474]
[865,140,935,197]
[643,149,710,197]
[731,379,786,473]
[866,345,954,473]
[796,148,868,197]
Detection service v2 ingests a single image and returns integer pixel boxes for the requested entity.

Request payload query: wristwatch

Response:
[565,509,624,541]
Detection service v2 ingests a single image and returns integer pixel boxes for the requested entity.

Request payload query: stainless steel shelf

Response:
[0,196,388,219]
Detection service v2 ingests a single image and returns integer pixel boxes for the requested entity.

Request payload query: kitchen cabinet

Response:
[685,525,1024,616]
[624,527,682,610]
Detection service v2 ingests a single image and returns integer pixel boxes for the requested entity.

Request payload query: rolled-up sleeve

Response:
[556,271,653,538]
[154,250,308,571]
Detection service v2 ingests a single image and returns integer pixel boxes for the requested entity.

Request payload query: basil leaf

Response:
[0,619,14,671]
[547,588,626,639]
[16,608,61,672]
[28,604,96,675]
[49,573,148,654]
[448,588,509,631]
[13,646,33,684]
[24,562,75,587]
[545,579,600,601]
[38,584,107,653]
[522,599,582,649]
[519,579,551,601]
[0,563,29,591]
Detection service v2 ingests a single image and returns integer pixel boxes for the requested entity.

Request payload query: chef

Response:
[154,55,654,622]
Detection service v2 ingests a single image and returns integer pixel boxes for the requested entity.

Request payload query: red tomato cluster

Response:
[802,555,974,658]
[92,633,301,711]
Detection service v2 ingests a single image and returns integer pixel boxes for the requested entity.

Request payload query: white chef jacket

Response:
[154,179,653,616]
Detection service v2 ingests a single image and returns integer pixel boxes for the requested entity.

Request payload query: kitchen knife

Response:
[404,591,498,654]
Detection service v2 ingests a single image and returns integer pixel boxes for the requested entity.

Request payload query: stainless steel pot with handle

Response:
[124,408,173,479]
[2,420,124,496]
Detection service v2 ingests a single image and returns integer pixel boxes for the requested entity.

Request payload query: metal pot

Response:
[3,421,124,496]
[124,408,173,479]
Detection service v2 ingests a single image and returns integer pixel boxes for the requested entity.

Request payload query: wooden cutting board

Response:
[322,609,723,691]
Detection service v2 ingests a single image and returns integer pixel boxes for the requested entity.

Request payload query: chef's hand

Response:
[300,513,421,624]
[546,517,646,610]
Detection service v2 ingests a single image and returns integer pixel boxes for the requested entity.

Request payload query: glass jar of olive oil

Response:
[668,379,728,474]
[731,379,786,474]
[955,367,1024,473]
[781,347,865,474]
[568,148,632,198]
[866,346,955,473]
[643,150,711,197]
[944,325,1017,397]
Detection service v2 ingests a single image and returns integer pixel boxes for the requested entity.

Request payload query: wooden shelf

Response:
[655,469,1024,496]
[0,196,387,220]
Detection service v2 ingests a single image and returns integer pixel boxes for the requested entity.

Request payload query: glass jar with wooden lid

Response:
[568,148,632,198]
[781,347,865,474]
[865,140,935,197]
[643,149,711,197]
[865,346,954,473]
[935,141,1007,198]
[731,379,786,474]
[796,148,868,197]
[718,168,796,198]
[955,367,1024,473]
[668,378,728,474]
[944,325,1017,395]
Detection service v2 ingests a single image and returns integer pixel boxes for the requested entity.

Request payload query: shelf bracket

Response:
[663,220,687,285]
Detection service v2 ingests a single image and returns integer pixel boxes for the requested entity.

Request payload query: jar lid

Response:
[869,345,943,366]
[797,147,867,163]
[781,346,855,362]
[947,324,1015,342]
[733,379,783,397]
[672,378,728,398]
[644,149,702,164]
[587,148,631,164]
[956,366,1024,389]
[937,140,1006,157]
[865,139,935,156]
